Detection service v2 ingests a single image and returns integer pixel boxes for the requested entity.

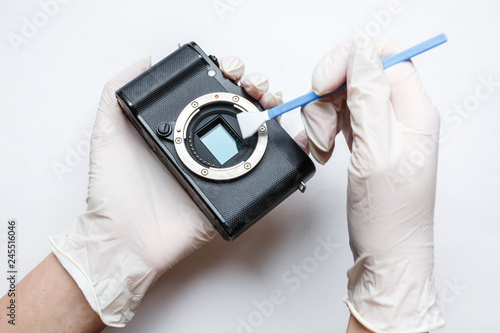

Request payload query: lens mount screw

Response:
[259,125,266,132]
[244,163,251,170]
[201,169,209,176]
[191,101,198,108]
[232,96,239,102]
[175,137,182,144]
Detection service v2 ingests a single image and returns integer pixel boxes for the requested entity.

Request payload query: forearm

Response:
[0,253,106,333]
[347,315,374,333]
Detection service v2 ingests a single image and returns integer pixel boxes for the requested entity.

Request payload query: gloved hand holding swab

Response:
[237,33,448,139]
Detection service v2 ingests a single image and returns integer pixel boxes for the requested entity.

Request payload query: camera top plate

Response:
[174,92,268,181]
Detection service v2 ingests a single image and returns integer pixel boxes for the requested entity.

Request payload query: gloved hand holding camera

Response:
[49,54,286,327]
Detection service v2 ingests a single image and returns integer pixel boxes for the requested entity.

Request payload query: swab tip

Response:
[237,111,270,139]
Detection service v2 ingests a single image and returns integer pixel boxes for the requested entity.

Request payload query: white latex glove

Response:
[49,55,283,327]
[300,35,445,332]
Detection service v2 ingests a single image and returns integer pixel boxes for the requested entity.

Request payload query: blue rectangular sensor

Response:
[198,118,245,165]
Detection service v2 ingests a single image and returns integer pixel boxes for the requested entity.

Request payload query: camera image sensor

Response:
[197,116,246,165]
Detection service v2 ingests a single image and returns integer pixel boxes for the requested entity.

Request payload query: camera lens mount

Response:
[174,92,268,181]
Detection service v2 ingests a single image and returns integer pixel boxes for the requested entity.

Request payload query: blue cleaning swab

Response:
[237,33,448,139]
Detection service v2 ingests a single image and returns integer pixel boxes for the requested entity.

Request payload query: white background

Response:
[1,0,499,332]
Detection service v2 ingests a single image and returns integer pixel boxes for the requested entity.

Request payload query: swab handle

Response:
[267,90,326,119]
[380,33,447,69]
[267,33,448,119]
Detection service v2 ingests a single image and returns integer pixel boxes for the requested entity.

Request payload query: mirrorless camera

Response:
[116,42,315,241]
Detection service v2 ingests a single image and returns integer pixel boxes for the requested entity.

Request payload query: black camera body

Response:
[116,42,315,241]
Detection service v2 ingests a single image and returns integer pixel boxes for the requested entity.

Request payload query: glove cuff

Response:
[49,233,154,327]
[342,294,445,333]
